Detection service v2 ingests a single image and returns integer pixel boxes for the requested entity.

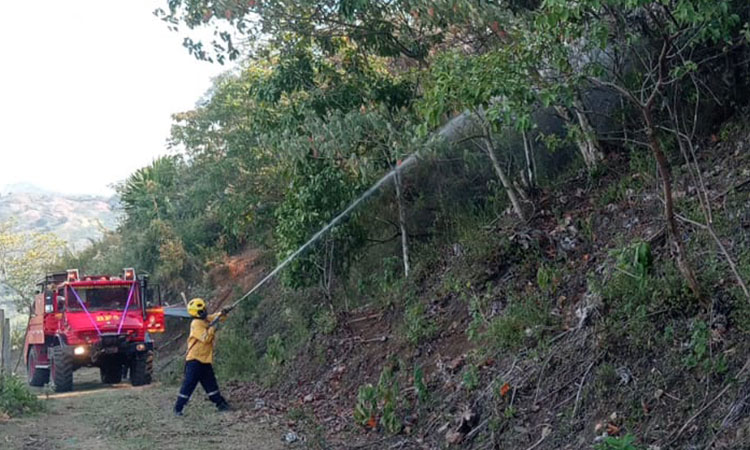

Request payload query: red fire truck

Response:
[23,269,165,392]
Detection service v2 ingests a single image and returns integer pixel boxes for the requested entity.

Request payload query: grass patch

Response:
[595,241,695,354]
[594,433,642,450]
[537,263,561,294]
[484,294,555,352]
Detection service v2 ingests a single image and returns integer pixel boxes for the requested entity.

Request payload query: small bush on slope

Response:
[0,373,43,418]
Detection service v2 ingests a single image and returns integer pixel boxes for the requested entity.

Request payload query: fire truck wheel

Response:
[51,347,73,393]
[100,361,123,384]
[27,346,50,387]
[130,350,153,386]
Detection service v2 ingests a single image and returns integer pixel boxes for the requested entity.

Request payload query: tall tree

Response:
[420,51,530,220]
[0,221,64,314]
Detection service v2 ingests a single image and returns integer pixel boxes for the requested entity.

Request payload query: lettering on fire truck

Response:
[95,315,121,322]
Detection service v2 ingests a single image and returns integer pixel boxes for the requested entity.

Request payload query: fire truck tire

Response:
[27,346,50,387]
[51,347,73,393]
[130,351,153,386]
[100,361,123,384]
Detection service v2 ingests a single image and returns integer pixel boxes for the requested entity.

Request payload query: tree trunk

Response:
[483,136,526,221]
[522,129,537,189]
[393,166,410,278]
[643,107,701,298]
[555,100,604,172]
[475,109,526,220]
[318,239,335,300]
[572,97,604,166]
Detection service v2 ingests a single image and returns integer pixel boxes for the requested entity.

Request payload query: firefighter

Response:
[174,298,231,416]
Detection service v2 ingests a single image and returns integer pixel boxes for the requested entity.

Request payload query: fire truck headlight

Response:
[136,344,146,351]
[74,346,86,356]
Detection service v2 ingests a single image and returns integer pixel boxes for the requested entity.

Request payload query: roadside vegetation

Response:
[0,373,43,419]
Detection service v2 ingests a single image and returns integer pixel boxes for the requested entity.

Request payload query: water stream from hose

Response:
[217,113,470,318]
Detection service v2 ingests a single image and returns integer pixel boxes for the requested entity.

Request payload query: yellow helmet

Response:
[187,298,207,319]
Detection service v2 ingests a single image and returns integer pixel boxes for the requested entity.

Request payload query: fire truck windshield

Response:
[67,285,138,311]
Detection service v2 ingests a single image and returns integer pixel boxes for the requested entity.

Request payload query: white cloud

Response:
[0,0,229,195]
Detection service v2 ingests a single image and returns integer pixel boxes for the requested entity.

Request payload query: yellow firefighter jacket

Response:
[186,313,223,364]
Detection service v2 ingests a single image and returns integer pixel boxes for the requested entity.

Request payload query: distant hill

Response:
[0,185,120,251]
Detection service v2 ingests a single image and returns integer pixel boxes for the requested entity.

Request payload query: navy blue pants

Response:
[174,360,227,412]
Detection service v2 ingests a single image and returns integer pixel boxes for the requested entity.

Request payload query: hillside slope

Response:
[193,115,750,449]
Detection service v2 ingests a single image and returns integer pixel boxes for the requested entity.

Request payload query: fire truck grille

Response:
[99,334,126,348]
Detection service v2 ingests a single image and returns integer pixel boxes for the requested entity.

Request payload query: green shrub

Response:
[403,302,436,346]
[599,178,631,206]
[683,320,728,374]
[613,241,652,283]
[413,365,429,405]
[376,366,401,434]
[214,327,259,381]
[628,148,652,178]
[264,334,285,371]
[683,320,709,369]
[440,273,464,296]
[353,366,403,434]
[594,433,641,450]
[0,373,43,418]
[313,307,338,335]
[462,363,480,392]
[380,401,401,435]
[353,383,378,427]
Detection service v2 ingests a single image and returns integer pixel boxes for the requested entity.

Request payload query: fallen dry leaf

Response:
[500,383,511,397]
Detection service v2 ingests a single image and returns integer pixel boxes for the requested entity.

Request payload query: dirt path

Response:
[1,368,285,450]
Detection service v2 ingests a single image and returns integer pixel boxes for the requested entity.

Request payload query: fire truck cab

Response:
[24,269,165,392]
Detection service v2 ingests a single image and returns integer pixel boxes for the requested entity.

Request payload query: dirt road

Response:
[1,368,285,450]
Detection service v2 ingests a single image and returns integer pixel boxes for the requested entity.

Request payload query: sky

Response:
[0,1,230,196]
